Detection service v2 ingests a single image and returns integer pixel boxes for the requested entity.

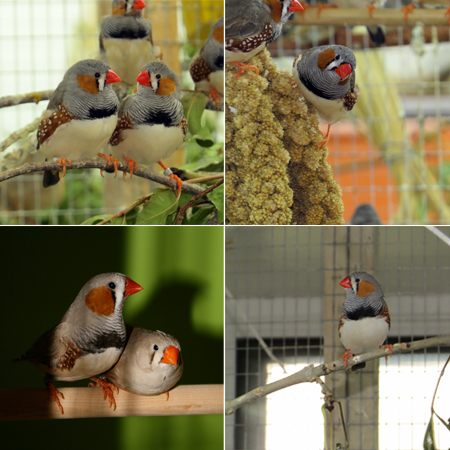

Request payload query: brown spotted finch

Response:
[225,0,303,76]
[189,17,224,109]
[106,326,183,397]
[37,59,121,187]
[100,0,155,86]
[13,273,143,414]
[292,45,359,151]
[101,61,188,195]
[338,271,392,370]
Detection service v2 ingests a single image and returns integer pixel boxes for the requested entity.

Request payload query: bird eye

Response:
[355,278,360,283]
[153,344,159,351]
[108,282,116,289]
[95,72,101,79]
[336,55,340,60]
[156,74,161,80]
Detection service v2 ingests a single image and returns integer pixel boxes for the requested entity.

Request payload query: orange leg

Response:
[401,4,415,23]
[290,75,297,87]
[380,344,393,362]
[56,158,72,182]
[165,391,170,401]
[340,349,354,368]
[314,124,332,151]
[122,155,138,180]
[228,61,260,78]
[89,377,119,411]
[209,87,222,110]
[48,381,65,415]
[445,7,450,24]
[98,153,120,178]
[366,4,376,19]
[316,2,338,19]
[158,161,183,196]
[299,1,317,21]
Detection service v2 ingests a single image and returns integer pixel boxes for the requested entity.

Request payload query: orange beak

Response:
[339,276,352,289]
[161,346,179,365]
[136,70,150,86]
[132,0,146,10]
[105,69,122,84]
[289,0,304,12]
[124,277,143,297]
[334,63,352,80]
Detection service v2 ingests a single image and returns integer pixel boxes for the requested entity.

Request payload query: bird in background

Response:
[350,203,382,225]
[189,17,224,109]
[225,0,304,76]
[100,0,155,86]
[106,326,183,397]
[338,271,392,371]
[292,45,359,151]
[101,61,188,195]
[13,273,143,414]
[36,59,121,188]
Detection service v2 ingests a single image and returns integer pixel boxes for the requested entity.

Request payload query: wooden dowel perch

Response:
[293,8,450,27]
[0,384,223,421]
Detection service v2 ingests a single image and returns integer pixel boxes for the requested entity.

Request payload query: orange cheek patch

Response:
[213,25,224,43]
[357,280,376,297]
[317,48,336,71]
[77,75,99,94]
[156,77,176,96]
[85,286,115,316]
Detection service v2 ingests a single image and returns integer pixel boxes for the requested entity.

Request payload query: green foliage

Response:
[423,416,437,450]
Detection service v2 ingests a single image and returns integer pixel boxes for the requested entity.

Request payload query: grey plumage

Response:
[202,17,224,72]
[350,203,382,225]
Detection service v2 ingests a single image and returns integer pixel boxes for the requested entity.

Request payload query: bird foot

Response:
[165,391,170,401]
[208,87,222,110]
[340,349,354,368]
[56,158,72,181]
[98,153,120,178]
[158,162,183,196]
[290,76,297,87]
[89,376,119,411]
[401,4,415,23]
[299,1,316,20]
[48,381,65,415]
[122,155,138,180]
[380,344,393,362]
[228,61,260,78]
[445,7,450,24]
[316,2,338,19]
[366,4,376,19]
[314,136,329,151]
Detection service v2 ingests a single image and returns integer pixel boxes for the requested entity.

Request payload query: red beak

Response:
[136,70,150,86]
[334,63,352,80]
[105,69,122,84]
[161,346,179,366]
[124,277,143,297]
[289,0,304,12]
[339,276,352,289]
[132,0,146,10]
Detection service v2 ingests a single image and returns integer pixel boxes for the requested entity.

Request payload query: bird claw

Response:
[98,153,120,178]
[208,87,221,110]
[366,4,376,19]
[380,344,393,362]
[89,376,119,411]
[48,381,65,415]
[158,162,183,196]
[341,349,354,368]
[56,158,72,181]
[228,61,260,77]
[122,155,138,180]
[401,4,415,23]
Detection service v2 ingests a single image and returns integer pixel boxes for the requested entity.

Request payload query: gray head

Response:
[201,17,224,71]
[340,271,386,319]
[350,204,382,225]
[295,45,356,101]
[136,61,181,99]
[111,0,146,16]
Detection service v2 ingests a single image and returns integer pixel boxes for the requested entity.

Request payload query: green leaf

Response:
[183,205,215,225]
[423,416,436,450]
[81,214,112,225]
[135,189,179,225]
[207,183,224,223]
[181,92,206,135]
[190,126,214,147]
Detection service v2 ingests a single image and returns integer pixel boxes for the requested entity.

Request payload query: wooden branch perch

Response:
[225,334,450,415]
[0,159,205,196]
[292,8,450,27]
[0,90,54,109]
[0,384,223,420]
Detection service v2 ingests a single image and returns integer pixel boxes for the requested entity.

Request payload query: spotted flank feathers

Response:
[37,105,75,148]
[226,23,273,54]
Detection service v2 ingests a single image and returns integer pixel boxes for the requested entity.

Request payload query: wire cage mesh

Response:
[0,0,223,224]
[225,225,450,450]
[258,0,450,224]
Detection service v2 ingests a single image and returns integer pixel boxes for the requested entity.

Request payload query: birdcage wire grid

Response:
[0,0,223,225]
[225,225,450,450]
[264,0,450,225]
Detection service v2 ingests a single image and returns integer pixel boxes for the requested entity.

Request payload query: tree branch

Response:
[0,117,41,153]
[0,90,54,109]
[0,158,205,196]
[225,334,450,415]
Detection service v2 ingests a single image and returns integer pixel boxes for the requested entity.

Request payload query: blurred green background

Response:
[0,226,224,450]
